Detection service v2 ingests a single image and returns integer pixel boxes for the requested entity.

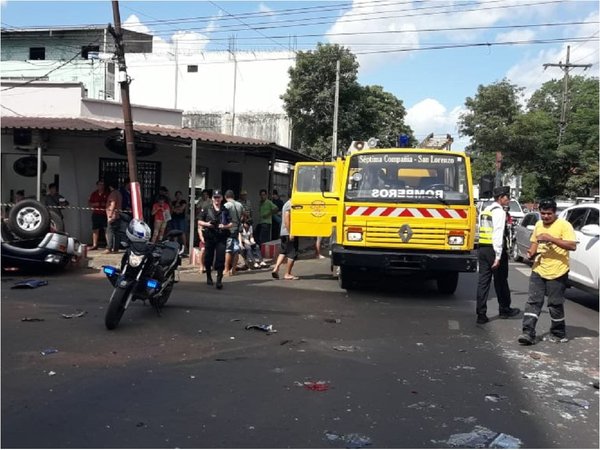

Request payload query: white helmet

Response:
[126,219,151,243]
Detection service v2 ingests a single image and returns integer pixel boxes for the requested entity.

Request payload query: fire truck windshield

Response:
[345,152,470,205]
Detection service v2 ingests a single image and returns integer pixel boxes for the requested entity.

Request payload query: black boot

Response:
[216,271,223,290]
[206,269,213,286]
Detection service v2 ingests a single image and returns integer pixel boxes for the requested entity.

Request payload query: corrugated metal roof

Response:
[1,116,317,162]
[1,116,272,146]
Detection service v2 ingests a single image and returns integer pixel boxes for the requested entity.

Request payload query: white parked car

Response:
[559,203,599,296]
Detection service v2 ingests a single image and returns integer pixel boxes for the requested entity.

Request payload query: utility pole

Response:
[174,39,179,109]
[110,0,141,219]
[331,59,340,160]
[543,45,591,144]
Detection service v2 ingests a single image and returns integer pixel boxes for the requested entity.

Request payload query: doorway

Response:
[221,170,242,198]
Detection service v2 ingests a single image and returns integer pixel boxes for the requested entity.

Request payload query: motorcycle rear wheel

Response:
[105,286,133,330]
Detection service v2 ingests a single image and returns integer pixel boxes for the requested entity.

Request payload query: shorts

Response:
[92,214,107,230]
[280,235,299,260]
[170,216,187,231]
[226,237,241,254]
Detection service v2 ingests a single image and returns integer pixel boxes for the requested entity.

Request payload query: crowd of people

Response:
[82,181,320,289]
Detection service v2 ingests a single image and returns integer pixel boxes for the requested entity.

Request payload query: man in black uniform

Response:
[197,190,232,289]
[475,186,520,324]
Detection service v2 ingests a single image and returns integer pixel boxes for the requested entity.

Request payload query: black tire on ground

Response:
[49,211,65,233]
[437,272,459,295]
[157,280,174,308]
[8,200,51,239]
[511,242,522,262]
[105,286,132,330]
[338,265,357,290]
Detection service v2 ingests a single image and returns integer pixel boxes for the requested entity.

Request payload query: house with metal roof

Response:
[1,81,314,245]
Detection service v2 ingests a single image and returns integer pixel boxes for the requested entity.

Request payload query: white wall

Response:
[81,99,182,126]
[1,82,84,117]
[125,51,295,115]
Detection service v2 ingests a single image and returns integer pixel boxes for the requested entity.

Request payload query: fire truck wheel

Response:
[338,265,357,290]
[436,272,459,295]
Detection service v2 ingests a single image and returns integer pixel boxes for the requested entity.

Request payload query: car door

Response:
[568,207,599,291]
[516,213,535,257]
[290,162,339,237]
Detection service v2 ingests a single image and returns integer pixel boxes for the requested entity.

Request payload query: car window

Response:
[584,208,598,227]
[508,201,522,213]
[566,208,589,231]
[522,213,536,227]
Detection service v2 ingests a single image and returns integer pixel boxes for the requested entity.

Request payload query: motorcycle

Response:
[102,218,184,330]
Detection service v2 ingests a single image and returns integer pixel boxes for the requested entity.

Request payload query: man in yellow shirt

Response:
[518,199,577,346]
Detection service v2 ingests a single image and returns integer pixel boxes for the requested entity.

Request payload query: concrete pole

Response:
[188,139,197,262]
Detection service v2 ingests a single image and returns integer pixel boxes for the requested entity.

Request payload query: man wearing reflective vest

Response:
[475,186,521,324]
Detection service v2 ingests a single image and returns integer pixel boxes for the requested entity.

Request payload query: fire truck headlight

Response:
[448,235,465,245]
[347,229,363,241]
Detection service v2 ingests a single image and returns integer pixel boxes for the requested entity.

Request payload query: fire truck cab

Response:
[290,138,477,293]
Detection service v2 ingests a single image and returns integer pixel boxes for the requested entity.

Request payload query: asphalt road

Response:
[2,258,598,448]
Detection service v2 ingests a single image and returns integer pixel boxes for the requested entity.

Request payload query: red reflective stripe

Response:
[346,206,358,215]
[418,208,432,217]
[380,207,395,216]
[458,209,467,218]
[363,207,377,216]
[399,209,413,217]
[437,209,452,218]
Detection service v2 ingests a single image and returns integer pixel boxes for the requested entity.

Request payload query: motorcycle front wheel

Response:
[105,286,133,330]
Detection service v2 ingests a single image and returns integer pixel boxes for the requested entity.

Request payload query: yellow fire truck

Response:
[290,138,477,293]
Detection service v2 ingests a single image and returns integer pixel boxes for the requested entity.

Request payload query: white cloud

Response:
[495,29,536,43]
[123,14,151,34]
[505,11,600,101]
[325,0,565,73]
[258,3,275,17]
[406,98,470,149]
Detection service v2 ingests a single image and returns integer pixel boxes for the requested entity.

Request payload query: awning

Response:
[1,116,317,163]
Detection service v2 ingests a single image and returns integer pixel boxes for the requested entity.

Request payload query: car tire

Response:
[8,200,51,239]
[511,242,522,262]
[49,210,65,233]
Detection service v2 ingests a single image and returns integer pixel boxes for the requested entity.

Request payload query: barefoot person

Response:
[271,199,299,280]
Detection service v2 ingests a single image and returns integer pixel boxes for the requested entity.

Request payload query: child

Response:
[239,220,268,269]
[151,195,171,242]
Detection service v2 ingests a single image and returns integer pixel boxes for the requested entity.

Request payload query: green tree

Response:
[282,43,413,160]
[526,76,599,197]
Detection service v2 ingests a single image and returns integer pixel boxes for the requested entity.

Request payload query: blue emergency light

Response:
[146,279,159,289]
[103,266,117,276]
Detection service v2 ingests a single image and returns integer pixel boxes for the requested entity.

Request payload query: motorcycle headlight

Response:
[128,253,144,267]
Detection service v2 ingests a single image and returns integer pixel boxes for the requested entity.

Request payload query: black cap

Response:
[493,186,510,198]
[212,189,223,198]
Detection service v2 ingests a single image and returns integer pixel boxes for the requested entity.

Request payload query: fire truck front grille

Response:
[365,224,447,247]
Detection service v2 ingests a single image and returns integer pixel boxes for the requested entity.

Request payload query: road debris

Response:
[333,345,359,352]
[21,317,44,322]
[11,279,48,289]
[325,431,372,448]
[40,348,58,356]
[48,371,56,376]
[245,324,277,333]
[61,311,87,319]
[297,380,330,391]
[444,426,522,448]
[484,394,507,403]
[324,318,342,324]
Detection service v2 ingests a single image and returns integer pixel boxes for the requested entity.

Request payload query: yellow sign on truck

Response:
[290,140,477,293]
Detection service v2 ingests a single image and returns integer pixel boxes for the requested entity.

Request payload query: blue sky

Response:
[2,0,599,148]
